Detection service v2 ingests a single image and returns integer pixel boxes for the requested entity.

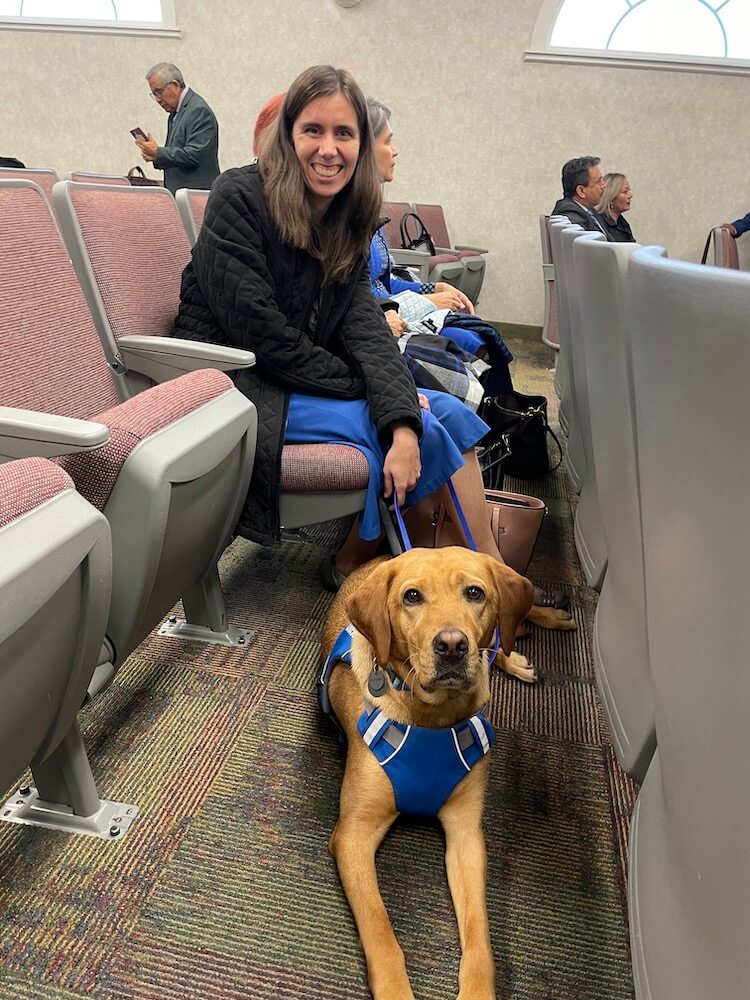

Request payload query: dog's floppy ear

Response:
[345,560,397,666]
[488,562,535,656]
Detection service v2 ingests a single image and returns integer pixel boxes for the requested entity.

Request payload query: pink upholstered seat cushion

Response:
[429,252,462,265]
[58,368,235,511]
[68,186,192,341]
[0,457,73,529]
[281,444,369,492]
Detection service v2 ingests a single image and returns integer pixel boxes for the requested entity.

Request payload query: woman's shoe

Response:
[321,554,348,593]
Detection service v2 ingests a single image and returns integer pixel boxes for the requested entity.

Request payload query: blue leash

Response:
[389,480,500,666]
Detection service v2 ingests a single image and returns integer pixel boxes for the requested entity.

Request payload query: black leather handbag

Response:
[399,212,436,255]
[478,390,562,484]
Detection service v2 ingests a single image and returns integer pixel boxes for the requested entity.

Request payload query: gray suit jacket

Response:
[155,88,220,194]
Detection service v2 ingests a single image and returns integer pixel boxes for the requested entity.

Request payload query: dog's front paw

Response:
[498,650,538,684]
[527,605,577,631]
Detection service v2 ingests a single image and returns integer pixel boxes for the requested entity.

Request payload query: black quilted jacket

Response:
[172,164,422,544]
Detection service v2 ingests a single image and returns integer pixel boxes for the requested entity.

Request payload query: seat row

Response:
[546,216,750,999]
[0,175,377,839]
[381,199,488,304]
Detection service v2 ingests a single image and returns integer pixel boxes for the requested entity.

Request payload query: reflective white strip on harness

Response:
[469,715,491,755]
[451,727,471,772]
[379,724,410,765]
[362,710,391,747]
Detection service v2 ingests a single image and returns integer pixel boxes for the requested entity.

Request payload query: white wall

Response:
[2,0,750,323]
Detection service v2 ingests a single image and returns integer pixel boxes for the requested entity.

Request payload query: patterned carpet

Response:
[0,335,637,1000]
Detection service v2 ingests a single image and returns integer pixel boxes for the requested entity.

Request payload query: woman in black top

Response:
[173,64,510,585]
[596,173,636,243]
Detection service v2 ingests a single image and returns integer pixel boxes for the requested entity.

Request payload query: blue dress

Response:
[285,389,488,540]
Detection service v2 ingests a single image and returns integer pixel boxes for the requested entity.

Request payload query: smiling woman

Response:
[171,64,515,592]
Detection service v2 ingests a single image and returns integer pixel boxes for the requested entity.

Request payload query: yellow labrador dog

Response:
[320,546,536,1000]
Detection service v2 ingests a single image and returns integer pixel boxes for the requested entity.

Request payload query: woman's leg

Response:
[333,521,382,577]
[439,449,504,561]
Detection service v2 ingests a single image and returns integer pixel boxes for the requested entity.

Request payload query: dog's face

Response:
[345,547,534,704]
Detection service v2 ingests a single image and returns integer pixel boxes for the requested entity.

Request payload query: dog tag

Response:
[367,667,387,698]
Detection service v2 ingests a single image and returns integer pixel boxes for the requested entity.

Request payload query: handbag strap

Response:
[392,478,477,552]
[399,211,431,248]
[700,231,712,265]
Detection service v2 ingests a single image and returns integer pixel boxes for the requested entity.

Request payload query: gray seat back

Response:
[573,237,653,779]
[627,245,750,998]
[550,220,587,490]
[548,217,576,435]
[539,215,560,350]
[0,457,110,791]
[564,228,607,589]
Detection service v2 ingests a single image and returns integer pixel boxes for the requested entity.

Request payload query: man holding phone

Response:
[135,62,220,195]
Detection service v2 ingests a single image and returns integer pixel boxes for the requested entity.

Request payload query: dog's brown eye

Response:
[403,588,423,605]
[465,585,485,602]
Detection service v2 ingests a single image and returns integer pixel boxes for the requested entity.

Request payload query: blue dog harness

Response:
[319,626,494,817]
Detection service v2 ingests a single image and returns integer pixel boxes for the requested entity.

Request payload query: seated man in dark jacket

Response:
[551,156,612,239]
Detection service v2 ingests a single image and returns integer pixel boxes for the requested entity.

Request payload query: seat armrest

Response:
[454,244,489,254]
[0,406,109,460]
[117,336,256,384]
[389,248,431,281]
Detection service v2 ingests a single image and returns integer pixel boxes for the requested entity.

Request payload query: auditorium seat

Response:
[382,200,465,289]
[175,186,209,245]
[0,166,59,207]
[0,178,257,675]
[562,227,607,590]
[413,202,487,303]
[0,455,138,839]
[627,245,750,999]
[55,178,370,535]
[573,236,653,781]
[707,225,740,269]
[65,170,130,185]
[547,217,574,435]
[539,215,560,350]
[549,218,586,484]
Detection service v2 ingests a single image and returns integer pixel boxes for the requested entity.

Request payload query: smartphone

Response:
[130,127,147,140]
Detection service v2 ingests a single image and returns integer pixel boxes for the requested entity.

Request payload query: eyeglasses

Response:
[150,81,176,100]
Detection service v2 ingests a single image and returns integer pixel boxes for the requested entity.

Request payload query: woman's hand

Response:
[426,282,475,315]
[383,424,421,507]
[417,393,431,411]
[384,310,408,336]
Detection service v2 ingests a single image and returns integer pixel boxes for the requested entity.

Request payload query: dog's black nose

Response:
[433,630,469,658]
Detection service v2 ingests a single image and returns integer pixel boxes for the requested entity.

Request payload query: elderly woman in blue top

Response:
[366,98,513,395]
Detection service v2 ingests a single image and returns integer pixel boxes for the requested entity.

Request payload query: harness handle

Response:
[389,477,478,553]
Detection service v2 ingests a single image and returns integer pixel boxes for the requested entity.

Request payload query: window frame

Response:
[0,0,179,37]
[525,0,750,78]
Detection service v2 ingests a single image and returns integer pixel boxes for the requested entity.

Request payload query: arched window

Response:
[0,0,176,33]
[527,0,750,75]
